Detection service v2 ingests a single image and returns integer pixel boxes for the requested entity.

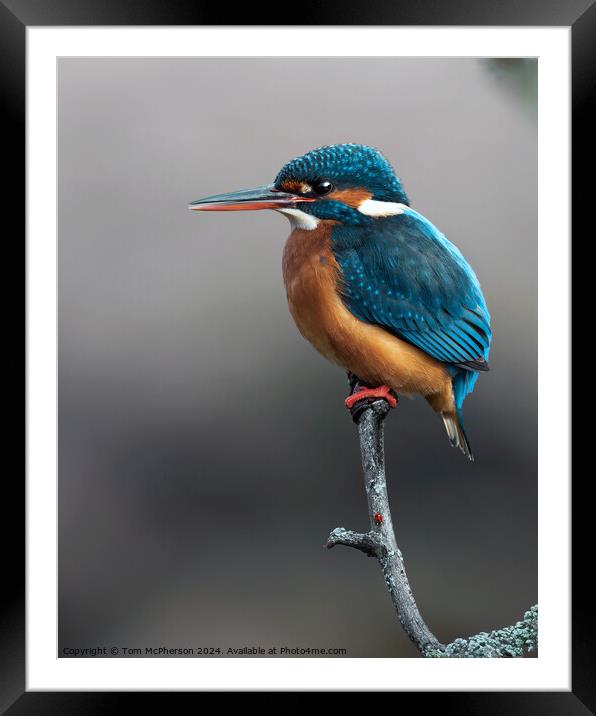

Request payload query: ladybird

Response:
[374,513,383,527]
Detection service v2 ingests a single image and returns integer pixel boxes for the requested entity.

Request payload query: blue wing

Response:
[331,208,492,375]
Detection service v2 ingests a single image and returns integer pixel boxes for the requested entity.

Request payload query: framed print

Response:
[8,0,586,709]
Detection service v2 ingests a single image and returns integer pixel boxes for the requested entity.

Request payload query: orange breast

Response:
[282,221,454,407]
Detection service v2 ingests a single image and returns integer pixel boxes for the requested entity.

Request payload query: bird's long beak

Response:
[188,184,315,212]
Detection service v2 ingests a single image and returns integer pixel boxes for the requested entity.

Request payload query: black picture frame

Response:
[8,0,585,709]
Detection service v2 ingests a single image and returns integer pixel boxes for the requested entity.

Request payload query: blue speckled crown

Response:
[274,144,409,204]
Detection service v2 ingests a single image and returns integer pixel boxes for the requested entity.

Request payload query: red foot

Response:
[344,385,398,410]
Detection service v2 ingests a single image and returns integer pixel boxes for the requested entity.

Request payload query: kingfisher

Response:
[189,144,491,460]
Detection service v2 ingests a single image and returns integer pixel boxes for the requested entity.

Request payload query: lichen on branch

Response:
[424,605,538,658]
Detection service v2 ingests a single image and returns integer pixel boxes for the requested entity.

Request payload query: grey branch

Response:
[326,396,538,658]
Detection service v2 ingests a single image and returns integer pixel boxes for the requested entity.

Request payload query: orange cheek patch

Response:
[330,188,372,208]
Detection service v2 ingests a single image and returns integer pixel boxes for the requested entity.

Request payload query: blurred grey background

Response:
[58,58,537,658]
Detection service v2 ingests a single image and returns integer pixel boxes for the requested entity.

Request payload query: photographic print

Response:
[57,56,538,660]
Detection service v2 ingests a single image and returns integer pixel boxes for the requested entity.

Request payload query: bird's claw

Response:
[345,383,398,423]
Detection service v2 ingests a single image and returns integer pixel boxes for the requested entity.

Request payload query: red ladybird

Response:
[374,513,383,527]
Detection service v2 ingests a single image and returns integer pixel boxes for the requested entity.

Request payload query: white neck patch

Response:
[277,208,320,231]
[358,199,408,217]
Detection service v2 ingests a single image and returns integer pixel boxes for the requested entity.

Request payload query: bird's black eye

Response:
[312,180,334,196]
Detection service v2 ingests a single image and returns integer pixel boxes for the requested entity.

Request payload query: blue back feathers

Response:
[331,208,492,409]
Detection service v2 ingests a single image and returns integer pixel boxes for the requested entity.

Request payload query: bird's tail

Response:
[441,409,474,461]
